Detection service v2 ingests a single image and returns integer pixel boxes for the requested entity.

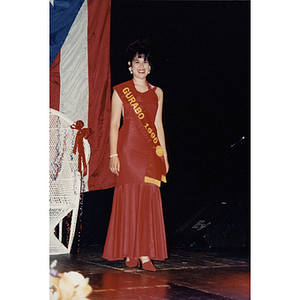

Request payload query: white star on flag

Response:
[50,0,54,6]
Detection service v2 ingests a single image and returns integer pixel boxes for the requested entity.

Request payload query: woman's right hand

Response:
[109,156,120,176]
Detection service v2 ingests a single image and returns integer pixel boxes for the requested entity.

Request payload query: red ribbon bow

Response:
[70,120,92,176]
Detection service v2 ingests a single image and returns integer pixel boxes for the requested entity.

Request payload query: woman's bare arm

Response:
[109,90,123,175]
[154,87,169,173]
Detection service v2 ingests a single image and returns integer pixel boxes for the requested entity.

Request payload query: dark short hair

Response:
[126,39,152,65]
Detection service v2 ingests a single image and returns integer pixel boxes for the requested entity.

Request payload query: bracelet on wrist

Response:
[110,154,118,158]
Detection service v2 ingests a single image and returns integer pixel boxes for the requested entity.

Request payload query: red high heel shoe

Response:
[125,257,138,268]
[138,259,157,272]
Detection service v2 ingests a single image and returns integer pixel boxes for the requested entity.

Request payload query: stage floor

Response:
[50,246,250,300]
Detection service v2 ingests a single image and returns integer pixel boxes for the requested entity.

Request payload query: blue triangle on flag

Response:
[50,0,85,67]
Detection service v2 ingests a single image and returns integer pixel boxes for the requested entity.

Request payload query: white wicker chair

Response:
[49,109,90,255]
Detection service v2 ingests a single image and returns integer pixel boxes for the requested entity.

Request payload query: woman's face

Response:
[129,53,150,79]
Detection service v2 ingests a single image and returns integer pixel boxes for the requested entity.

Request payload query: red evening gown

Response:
[102,80,168,261]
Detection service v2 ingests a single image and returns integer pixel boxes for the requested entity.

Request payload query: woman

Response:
[102,39,169,271]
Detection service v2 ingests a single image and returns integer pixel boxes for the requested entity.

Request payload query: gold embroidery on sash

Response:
[144,123,159,147]
[144,176,161,187]
[122,86,163,157]
[144,175,167,187]
[156,145,164,157]
[122,87,145,120]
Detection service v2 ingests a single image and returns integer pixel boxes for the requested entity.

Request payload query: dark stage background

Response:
[80,0,250,250]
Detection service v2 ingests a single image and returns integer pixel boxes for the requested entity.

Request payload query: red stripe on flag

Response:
[87,0,116,190]
[50,50,61,110]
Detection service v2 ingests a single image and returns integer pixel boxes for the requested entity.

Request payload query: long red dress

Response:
[102,80,168,261]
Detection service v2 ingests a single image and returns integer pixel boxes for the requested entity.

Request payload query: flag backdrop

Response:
[50,0,115,191]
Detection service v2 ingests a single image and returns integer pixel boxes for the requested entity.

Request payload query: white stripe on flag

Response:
[60,0,89,126]
[60,0,90,190]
